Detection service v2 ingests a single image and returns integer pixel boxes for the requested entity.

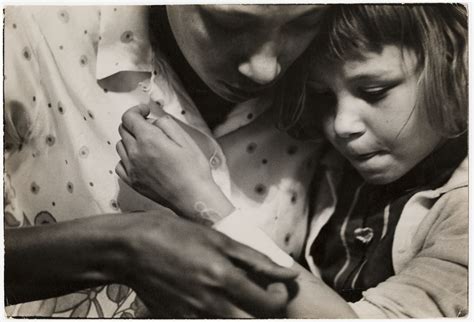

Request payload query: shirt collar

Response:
[96,6,153,80]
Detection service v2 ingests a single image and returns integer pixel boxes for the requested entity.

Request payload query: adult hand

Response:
[5,209,296,318]
[116,104,229,222]
[120,211,298,318]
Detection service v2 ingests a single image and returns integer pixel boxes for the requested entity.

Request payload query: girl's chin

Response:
[358,169,404,185]
[349,154,406,185]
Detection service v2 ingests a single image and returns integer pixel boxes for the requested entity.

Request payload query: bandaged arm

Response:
[212,208,356,318]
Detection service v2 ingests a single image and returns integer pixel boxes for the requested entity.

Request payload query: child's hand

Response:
[116,104,233,223]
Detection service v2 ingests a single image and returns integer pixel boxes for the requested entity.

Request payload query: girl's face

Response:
[306,45,443,184]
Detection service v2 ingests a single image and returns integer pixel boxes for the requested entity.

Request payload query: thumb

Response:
[135,103,151,117]
[121,104,152,135]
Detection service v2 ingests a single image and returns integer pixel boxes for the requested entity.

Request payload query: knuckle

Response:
[127,145,141,161]
[253,252,272,268]
[154,117,169,129]
[206,261,228,284]
[210,231,230,248]
[209,263,227,282]
[157,115,169,123]
[265,295,287,313]
[137,133,152,146]
[121,111,131,124]
[198,292,214,311]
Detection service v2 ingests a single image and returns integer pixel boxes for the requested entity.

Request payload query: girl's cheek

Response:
[321,117,335,140]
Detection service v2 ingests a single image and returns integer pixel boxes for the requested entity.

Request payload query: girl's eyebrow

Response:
[345,61,417,84]
[346,72,403,84]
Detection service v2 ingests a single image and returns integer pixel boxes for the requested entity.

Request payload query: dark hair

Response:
[278,4,468,138]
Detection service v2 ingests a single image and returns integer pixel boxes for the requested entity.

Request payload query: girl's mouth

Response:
[355,152,380,161]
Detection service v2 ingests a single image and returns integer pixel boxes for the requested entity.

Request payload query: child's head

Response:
[289,4,467,184]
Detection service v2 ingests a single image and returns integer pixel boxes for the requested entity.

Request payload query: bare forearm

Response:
[4,214,131,304]
[286,262,357,318]
[175,182,235,224]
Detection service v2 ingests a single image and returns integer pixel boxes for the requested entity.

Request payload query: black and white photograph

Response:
[3,2,468,318]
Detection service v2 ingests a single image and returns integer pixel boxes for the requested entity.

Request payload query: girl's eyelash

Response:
[358,83,399,101]
[363,87,386,93]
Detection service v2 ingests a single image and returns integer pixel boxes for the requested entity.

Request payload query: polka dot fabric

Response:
[4,6,324,318]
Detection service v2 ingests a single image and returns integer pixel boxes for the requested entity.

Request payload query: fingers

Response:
[136,278,252,319]
[118,124,135,147]
[224,267,288,317]
[267,282,292,303]
[115,140,131,169]
[121,104,191,150]
[121,104,151,136]
[115,139,132,185]
[115,161,129,184]
[213,302,254,319]
[152,115,190,147]
[178,288,254,319]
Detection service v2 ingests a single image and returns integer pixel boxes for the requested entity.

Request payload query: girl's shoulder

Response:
[403,156,468,228]
[438,157,468,194]
[430,184,468,225]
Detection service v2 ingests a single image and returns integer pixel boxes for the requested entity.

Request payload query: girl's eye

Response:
[358,83,397,103]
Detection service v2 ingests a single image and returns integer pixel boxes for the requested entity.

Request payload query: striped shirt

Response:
[309,134,467,302]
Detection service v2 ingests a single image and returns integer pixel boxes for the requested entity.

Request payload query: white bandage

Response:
[213,210,294,268]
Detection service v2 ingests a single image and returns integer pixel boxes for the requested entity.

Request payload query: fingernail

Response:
[267,282,286,294]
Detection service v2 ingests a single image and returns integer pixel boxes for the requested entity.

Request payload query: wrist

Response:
[180,182,234,224]
[92,214,139,286]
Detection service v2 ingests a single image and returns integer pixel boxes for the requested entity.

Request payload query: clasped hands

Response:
[115,104,298,317]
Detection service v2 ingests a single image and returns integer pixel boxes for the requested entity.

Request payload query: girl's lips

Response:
[354,151,380,161]
[346,150,387,162]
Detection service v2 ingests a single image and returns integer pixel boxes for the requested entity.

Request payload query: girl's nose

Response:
[238,42,281,85]
[333,98,366,139]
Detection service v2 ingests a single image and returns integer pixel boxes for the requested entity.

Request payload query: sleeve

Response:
[213,209,294,268]
[4,7,46,224]
[4,7,44,155]
[350,187,468,318]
